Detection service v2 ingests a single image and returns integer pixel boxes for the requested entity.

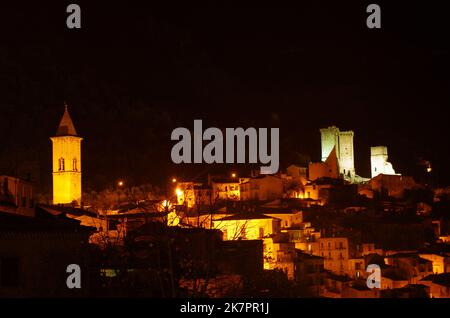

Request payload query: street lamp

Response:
[117,180,124,206]
[231,173,236,178]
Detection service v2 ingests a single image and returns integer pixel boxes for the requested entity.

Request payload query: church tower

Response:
[50,104,82,206]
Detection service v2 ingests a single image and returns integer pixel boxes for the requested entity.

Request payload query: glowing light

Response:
[172,178,177,183]
[167,211,180,227]
[118,181,124,187]
[175,188,183,196]
[427,166,432,173]
[293,192,304,199]
[231,173,236,178]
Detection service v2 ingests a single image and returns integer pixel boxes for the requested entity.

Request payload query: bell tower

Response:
[50,104,82,206]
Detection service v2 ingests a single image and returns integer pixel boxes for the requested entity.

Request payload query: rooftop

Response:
[217,212,276,221]
[0,209,93,233]
[55,104,78,136]
[421,273,450,287]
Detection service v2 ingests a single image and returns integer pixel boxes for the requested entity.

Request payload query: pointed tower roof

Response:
[55,103,78,136]
[325,146,339,178]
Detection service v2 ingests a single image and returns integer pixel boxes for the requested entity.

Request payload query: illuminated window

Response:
[222,229,228,240]
[58,158,65,171]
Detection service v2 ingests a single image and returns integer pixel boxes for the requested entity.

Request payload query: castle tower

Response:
[50,104,82,206]
[320,126,340,162]
[338,130,355,179]
[370,146,396,178]
[320,126,355,179]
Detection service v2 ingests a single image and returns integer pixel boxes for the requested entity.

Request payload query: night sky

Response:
[0,1,449,193]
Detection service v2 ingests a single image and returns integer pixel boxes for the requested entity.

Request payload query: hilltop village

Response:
[1,106,449,298]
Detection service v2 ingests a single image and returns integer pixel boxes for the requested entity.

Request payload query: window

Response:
[0,257,20,287]
[107,219,119,231]
[259,227,264,239]
[73,158,77,171]
[58,158,65,171]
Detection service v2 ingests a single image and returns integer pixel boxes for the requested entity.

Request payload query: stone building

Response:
[0,209,93,297]
[370,146,397,178]
[320,126,355,180]
[0,176,34,217]
[239,175,284,201]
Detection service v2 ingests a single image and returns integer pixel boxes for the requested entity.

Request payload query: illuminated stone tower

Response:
[320,126,355,179]
[320,126,340,162]
[338,130,355,179]
[370,146,397,178]
[50,104,82,206]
